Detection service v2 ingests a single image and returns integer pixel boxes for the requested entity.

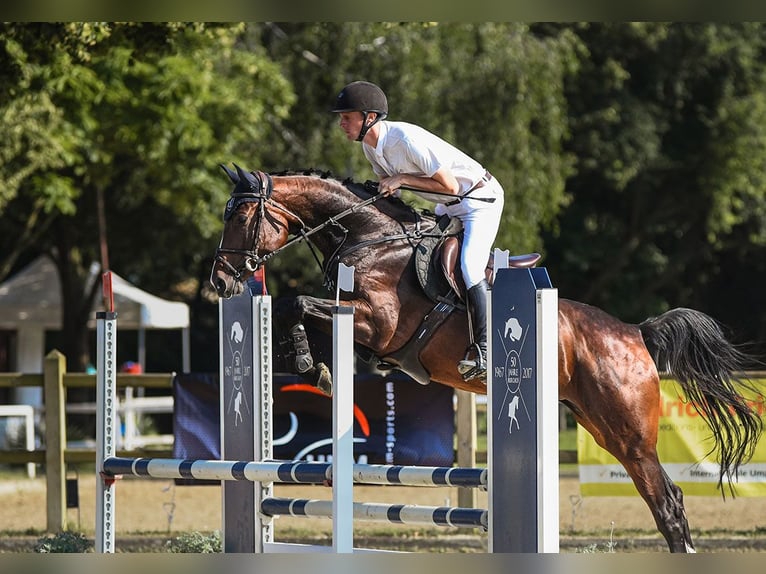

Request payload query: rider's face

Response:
[338,111,367,141]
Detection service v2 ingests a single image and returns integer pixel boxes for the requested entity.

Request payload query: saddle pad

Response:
[414,215,463,303]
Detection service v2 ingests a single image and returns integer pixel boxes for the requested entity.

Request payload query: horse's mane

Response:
[270,168,433,225]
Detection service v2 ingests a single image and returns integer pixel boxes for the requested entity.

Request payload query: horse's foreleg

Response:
[273,295,338,395]
[274,294,383,396]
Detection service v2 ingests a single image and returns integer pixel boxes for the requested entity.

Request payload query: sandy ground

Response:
[2,472,765,541]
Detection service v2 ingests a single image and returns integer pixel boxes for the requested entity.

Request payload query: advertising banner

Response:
[173,371,455,470]
[578,377,766,496]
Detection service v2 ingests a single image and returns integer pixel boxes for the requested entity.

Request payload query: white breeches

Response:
[435,179,505,289]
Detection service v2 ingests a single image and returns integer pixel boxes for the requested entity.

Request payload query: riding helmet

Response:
[331,81,388,117]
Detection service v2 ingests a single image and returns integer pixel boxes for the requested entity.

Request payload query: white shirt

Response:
[361,120,504,288]
[362,121,486,204]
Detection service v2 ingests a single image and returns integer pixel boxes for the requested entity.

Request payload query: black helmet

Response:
[331,81,388,117]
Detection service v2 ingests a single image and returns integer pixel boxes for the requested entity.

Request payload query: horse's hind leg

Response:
[617,451,694,552]
[570,384,695,552]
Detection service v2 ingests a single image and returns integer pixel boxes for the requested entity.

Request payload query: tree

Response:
[533,23,766,354]
[254,22,577,297]
[0,22,294,370]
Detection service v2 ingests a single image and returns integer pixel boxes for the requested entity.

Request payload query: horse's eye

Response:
[236,213,249,225]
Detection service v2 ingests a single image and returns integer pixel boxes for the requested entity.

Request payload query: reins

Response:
[264,190,387,282]
[216,173,461,289]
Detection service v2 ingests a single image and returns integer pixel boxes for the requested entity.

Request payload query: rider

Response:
[331,80,505,381]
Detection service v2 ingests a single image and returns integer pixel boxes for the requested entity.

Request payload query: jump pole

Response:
[489,249,559,552]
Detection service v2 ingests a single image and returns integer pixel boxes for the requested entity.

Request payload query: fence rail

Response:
[0,350,174,532]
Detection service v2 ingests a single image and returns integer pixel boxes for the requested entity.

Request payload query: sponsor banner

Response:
[578,377,766,496]
[174,371,455,470]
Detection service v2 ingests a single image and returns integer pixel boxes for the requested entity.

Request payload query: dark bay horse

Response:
[210,165,764,553]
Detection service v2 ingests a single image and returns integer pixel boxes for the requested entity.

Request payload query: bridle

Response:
[214,167,389,284]
[213,168,279,281]
[214,166,456,288]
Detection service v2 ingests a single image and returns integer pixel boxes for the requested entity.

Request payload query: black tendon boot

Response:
[289,323,314,374]
[287,323,334,396]
[457,279,489,382]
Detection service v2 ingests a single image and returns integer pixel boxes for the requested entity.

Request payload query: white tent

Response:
[0,256,191,394]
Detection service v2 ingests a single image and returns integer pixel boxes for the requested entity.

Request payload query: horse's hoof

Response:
[315,362,333,396]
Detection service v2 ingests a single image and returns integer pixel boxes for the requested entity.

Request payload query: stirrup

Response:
[460,364,487,382]
[457,343,487,382]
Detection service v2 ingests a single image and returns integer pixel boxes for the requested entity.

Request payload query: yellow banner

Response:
[578,377,766,496]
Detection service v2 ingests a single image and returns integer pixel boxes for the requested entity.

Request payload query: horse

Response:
[210,164,764,553]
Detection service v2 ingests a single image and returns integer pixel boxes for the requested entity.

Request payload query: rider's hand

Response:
[378,176,402,197]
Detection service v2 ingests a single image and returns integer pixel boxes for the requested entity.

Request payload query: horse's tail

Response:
[639,307,764,496]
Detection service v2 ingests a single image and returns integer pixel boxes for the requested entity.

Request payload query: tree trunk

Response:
[53,251,101,437]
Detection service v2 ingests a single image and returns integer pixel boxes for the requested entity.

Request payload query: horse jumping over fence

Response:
[210,164,764,553]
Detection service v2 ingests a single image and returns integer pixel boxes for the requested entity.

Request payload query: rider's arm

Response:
[378,166,459,197]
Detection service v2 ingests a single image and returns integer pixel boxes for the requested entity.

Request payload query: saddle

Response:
[414,215,541,304]
[382,215,541,385]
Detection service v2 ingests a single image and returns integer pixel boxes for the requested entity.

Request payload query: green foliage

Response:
[34,530,92,553]
[533,23,766,344]
[166,530,221,553]
[0,22,295,369]
[3,22,766,369]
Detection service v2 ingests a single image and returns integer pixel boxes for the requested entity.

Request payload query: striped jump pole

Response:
[101,457,487,488]
[261,498,487,530]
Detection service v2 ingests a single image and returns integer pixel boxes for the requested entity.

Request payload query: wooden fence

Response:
[0,350,174,532]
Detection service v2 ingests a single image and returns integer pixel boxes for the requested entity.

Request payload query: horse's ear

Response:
[233,163,256,186]
[220,163,239,184]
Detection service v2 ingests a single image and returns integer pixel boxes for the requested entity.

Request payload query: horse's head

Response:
[210,164,292,298]
[211,164,418,298]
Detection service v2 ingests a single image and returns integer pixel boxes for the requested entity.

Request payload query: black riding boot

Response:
[457,279,489,382]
